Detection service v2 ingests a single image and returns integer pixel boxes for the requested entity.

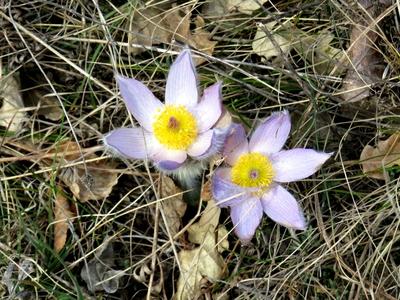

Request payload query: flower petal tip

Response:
[102,128,152,160]
[156,160,183,171]
[272,149,332,182]
[249,110,291,154]
[291,217,307,231]
[166,48,198,107]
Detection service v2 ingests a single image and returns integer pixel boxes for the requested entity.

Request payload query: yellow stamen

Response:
[231,152,274,188]
[152,105,197,150]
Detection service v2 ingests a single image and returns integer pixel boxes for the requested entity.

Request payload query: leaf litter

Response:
[125,4,216,64]
[252,21,345,74]
[44,141,118,202]
[0,74,26,133]
[360,133,400,180]
[17,70,64,121]
[339,0,392,103]
[1,259,35,297]
[203,0,270,16]
[80,238,125,293]
[160,175,187,238]
[175,199,228,300]
[53,192,75,253]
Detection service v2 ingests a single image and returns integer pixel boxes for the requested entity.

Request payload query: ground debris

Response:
[339,0,391,103]
[0,74,26,133]
[360,132,400,180]
[1,259,35,297]
[252,21,345,74]
[45,141,118,202]
[203,0,269,16]
[53,192,75,252]
[175,200,228,300]
[125,4,216,64]
[80,238,125,293]
[160,175,187,237]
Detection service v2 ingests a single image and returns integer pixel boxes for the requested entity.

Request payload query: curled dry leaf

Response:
[160,175,187,237]
[252,22,291,60]
[20,71,63,121]
[200,180,212,202]
[360,133,400,180]
[44,141,118,202]
[203,0,269,16]
[126,5,216,65]
[252,22,344,74]
[81,238,125,293]
[1,259,35,296]
[340,0,391,103]
[54,193,75,253]
[175,200,228,300]
[24,89,63,121]
[0,75,26,132]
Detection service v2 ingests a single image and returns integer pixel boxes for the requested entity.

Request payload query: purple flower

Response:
[212,111,332,243]
[104,49,228,174]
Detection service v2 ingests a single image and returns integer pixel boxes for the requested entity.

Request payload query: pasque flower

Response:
[104,49,228,175]
[212,111,332,243]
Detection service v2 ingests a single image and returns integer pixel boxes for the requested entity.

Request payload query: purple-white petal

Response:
[223,123,249,166]
[116,75,163,132]
[249,110,291,155]
[212,168,247,207]
[230,197,263,244]
[192,125,232,160]
[193,82,222,132]
[165,49,198,107]
[261,184,306,230]
[104,127,154,159]
[152,148,187,171]
[271,149,332,182]
[187,130,213,158]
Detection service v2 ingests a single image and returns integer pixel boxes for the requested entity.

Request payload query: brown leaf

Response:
[175,200,228,300]
[187,16,217,65]
[0,75,26,132]
[252,22,345,74]
[203,0,270,16]
[200,180,212,202]
[80,238,125,293]
[360,133,400,180]
[340,0,391,103]
[54,193,74,252]
[24,89,63,121]
[160,175,187,237]
[45,141,118,202]
[127,6,188,56]
[126,5,216,65]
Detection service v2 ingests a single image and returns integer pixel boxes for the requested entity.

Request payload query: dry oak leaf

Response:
[175,200,228,300]
[24,89,63,121]
[339,0,391,103]
[203,0,270,16]
[126,5,216,65]
[46,141,118,202]
[80,238,125,293]
[252,22,291,60]
[0,75,26,132]
[252,22,345,74]
[360,133,400,180]
[160,175,187,237]
[54,193,75,253]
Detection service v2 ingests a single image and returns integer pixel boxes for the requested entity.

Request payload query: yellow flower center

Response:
[231,152,274,188]
[152,105,198,150]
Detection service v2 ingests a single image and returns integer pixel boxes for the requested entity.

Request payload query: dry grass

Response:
[1,0,400,299]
